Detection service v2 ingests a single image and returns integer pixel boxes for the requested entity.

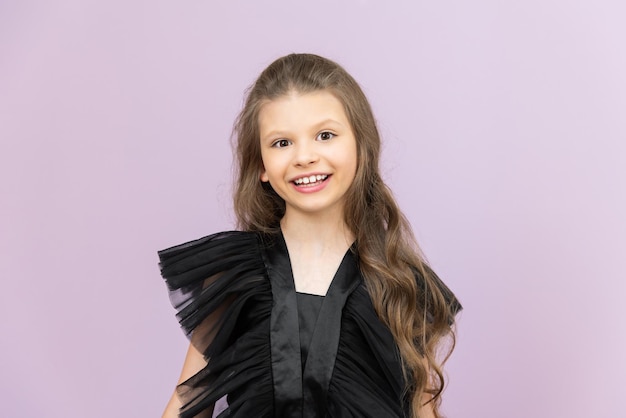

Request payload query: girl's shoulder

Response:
[157,230,268,301]
[158,230,260,258]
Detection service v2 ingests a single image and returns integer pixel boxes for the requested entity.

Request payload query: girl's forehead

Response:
[258,91,349,132]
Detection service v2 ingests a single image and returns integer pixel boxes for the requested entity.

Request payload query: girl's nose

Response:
[293,142,319,166]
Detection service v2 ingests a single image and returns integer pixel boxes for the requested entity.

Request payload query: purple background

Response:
[1,1,625,417]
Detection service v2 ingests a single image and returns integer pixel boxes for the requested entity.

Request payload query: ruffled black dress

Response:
[158,231,460,418]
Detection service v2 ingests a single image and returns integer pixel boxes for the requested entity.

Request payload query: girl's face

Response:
[258,90,358,221]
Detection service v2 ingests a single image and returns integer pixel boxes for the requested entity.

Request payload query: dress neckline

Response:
[277,228,355,297]
[296,291,325,298]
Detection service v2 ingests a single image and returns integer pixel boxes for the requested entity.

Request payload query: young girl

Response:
[158,53,461,418]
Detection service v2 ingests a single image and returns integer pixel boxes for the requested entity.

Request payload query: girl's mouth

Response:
[292,174,329,187]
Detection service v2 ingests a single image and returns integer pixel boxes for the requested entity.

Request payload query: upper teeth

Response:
[294,174,328,185]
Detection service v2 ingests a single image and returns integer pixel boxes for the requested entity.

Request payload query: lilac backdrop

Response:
[1,1,624,417]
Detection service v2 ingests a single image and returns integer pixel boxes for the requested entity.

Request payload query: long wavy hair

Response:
[233,53,457,418]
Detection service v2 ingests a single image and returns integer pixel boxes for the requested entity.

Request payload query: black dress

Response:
[158,230,460,418]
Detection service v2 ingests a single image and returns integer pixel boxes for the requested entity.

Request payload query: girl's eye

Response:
[317,131,336,141]
[272,139,291,148]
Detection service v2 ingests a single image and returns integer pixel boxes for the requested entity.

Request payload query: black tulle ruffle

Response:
[159,232,273,417]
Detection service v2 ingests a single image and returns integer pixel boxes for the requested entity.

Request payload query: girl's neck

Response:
[280,210,354,252]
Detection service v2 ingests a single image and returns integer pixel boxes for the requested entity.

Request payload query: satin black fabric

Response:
[158,230,461,418]
[296,293,324,368]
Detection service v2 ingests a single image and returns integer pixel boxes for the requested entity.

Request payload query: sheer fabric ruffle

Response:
[159,232,273,417]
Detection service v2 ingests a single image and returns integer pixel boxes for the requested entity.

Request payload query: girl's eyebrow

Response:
[312,118,345,130]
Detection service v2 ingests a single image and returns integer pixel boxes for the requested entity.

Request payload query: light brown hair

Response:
[233,53,458,417]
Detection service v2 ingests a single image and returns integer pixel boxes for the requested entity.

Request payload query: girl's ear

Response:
[260,168,269,182]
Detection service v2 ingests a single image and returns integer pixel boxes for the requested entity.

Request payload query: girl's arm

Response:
[414,355,437,418]
[162,342,213,418]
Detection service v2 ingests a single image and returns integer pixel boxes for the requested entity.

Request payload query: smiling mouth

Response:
[293,174,329,186]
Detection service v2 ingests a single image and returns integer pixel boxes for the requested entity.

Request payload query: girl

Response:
[159,53,461,418]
